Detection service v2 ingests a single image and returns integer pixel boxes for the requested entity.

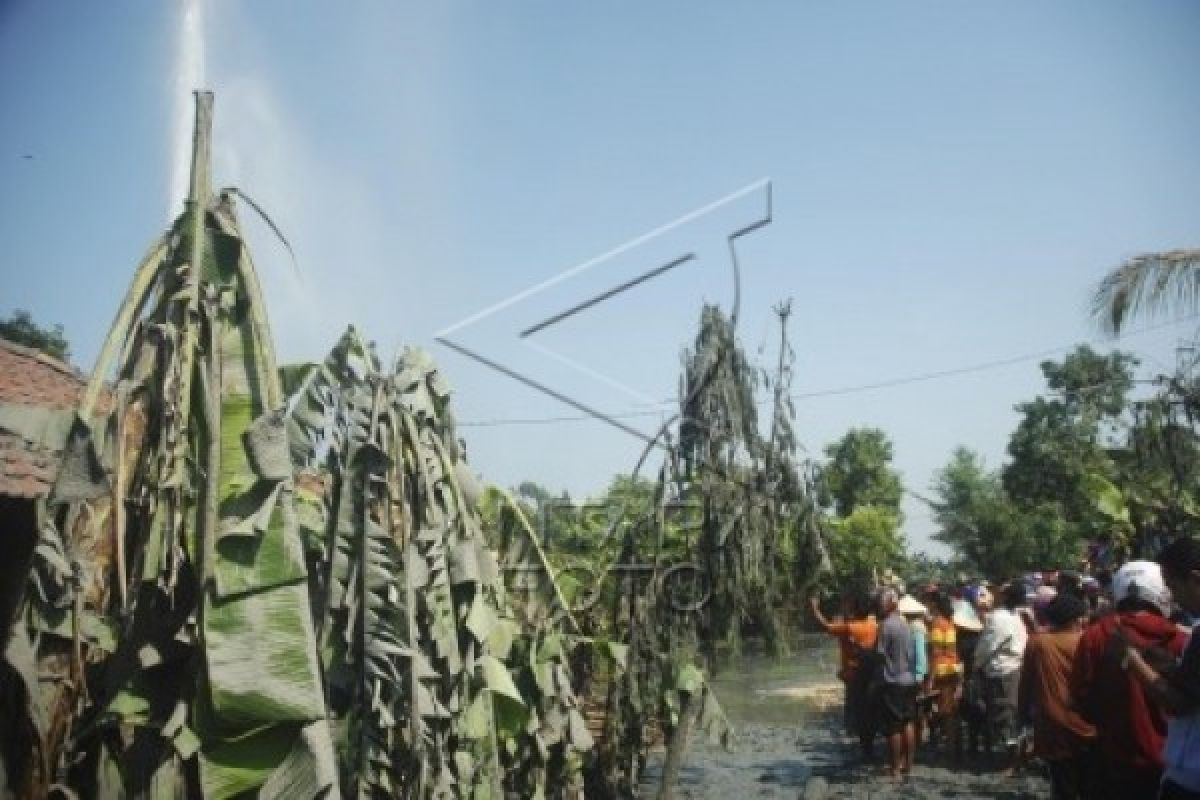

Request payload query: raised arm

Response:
[809,596,836,633]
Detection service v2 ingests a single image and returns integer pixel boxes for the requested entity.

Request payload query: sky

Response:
[2,1,1199,557]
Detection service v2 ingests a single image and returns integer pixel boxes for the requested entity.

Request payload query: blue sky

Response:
[2,2,1198,556]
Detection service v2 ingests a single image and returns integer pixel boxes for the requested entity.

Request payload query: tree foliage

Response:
[825,505,905,593]
[932,448,1011,574]
[1114,353,1200,547]
[819,428,903,518]
[673,303,827,663]
[931,448,1077,579]
[1087,245,1200,552]
[1002,346,1136,550]
[814,428,904,591]
[2,93,736,800]
[511,302,830,794]
[0,309,70,361]
[931,346,1138,579]
[935,343,1200,579]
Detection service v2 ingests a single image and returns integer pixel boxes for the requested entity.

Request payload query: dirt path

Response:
[641,711,1051,799]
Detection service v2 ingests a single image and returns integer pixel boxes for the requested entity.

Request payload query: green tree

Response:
[1003,346,1136,546]
[511,480,583,551]
[523,474,665,569]
[0,308,70,361]
[904,551,960,588]
[575,473,659,559]
[825,505,905,592]
[1089,247,1200,549]
[932,448,1080,579]
[819,428,903,518]
[1114,355,1200,546]
[603,473,659,521]
[817,428,905,591]
[515,480,555,510]
[932,447,1019,578]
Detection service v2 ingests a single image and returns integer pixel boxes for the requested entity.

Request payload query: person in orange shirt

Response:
[811,592,879,758]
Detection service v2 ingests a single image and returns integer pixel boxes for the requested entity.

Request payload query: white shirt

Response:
[973,607,1028,677]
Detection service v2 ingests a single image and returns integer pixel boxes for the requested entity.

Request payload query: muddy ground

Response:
[640,711,1051,799]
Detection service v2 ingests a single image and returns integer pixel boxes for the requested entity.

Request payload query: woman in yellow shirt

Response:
[928,592,964,758]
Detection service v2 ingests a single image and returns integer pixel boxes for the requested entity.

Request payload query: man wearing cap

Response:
[1019,593,1096,799]
[899,594,930,745]
[899,594,929,685]
[1071,560,1189,799]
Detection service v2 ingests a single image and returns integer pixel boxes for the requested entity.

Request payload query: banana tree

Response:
[1,92,736,800]
[5,92,331,798]
[281,328,600,799]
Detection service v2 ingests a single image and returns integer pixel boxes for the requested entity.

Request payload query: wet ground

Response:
[640,716,1051,799]
[639,636,1050,799]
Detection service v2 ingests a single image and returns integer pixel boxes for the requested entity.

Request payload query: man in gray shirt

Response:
[876,588,917,780]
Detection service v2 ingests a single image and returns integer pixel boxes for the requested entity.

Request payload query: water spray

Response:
[169,0,206,216]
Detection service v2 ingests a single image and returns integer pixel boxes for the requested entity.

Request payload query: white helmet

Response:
[1113,560,1171,616]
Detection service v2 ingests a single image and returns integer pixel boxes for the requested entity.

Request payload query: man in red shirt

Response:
[1071,561,1189,799]
[1119,537,1200,799]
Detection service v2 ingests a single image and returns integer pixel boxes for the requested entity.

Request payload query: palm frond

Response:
[1091,248,1200,335]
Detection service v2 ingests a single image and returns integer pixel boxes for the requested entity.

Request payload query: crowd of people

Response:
[809,537,1200,799]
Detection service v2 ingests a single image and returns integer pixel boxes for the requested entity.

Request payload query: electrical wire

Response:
[456,313,1199,428]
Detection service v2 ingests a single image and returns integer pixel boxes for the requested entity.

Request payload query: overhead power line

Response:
[456,313,1198,428]
[458,408,670,427]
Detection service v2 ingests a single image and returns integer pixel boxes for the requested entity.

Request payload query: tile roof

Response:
[0,338,104,498]
[0,338,87,410]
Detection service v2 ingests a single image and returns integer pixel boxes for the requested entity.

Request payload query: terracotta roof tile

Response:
[0,338,113,498]
[0,338,86,410]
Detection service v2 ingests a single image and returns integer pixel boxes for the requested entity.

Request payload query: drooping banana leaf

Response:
[279,336,596,799]
[12,92,334,800]
[5,88,727,800]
